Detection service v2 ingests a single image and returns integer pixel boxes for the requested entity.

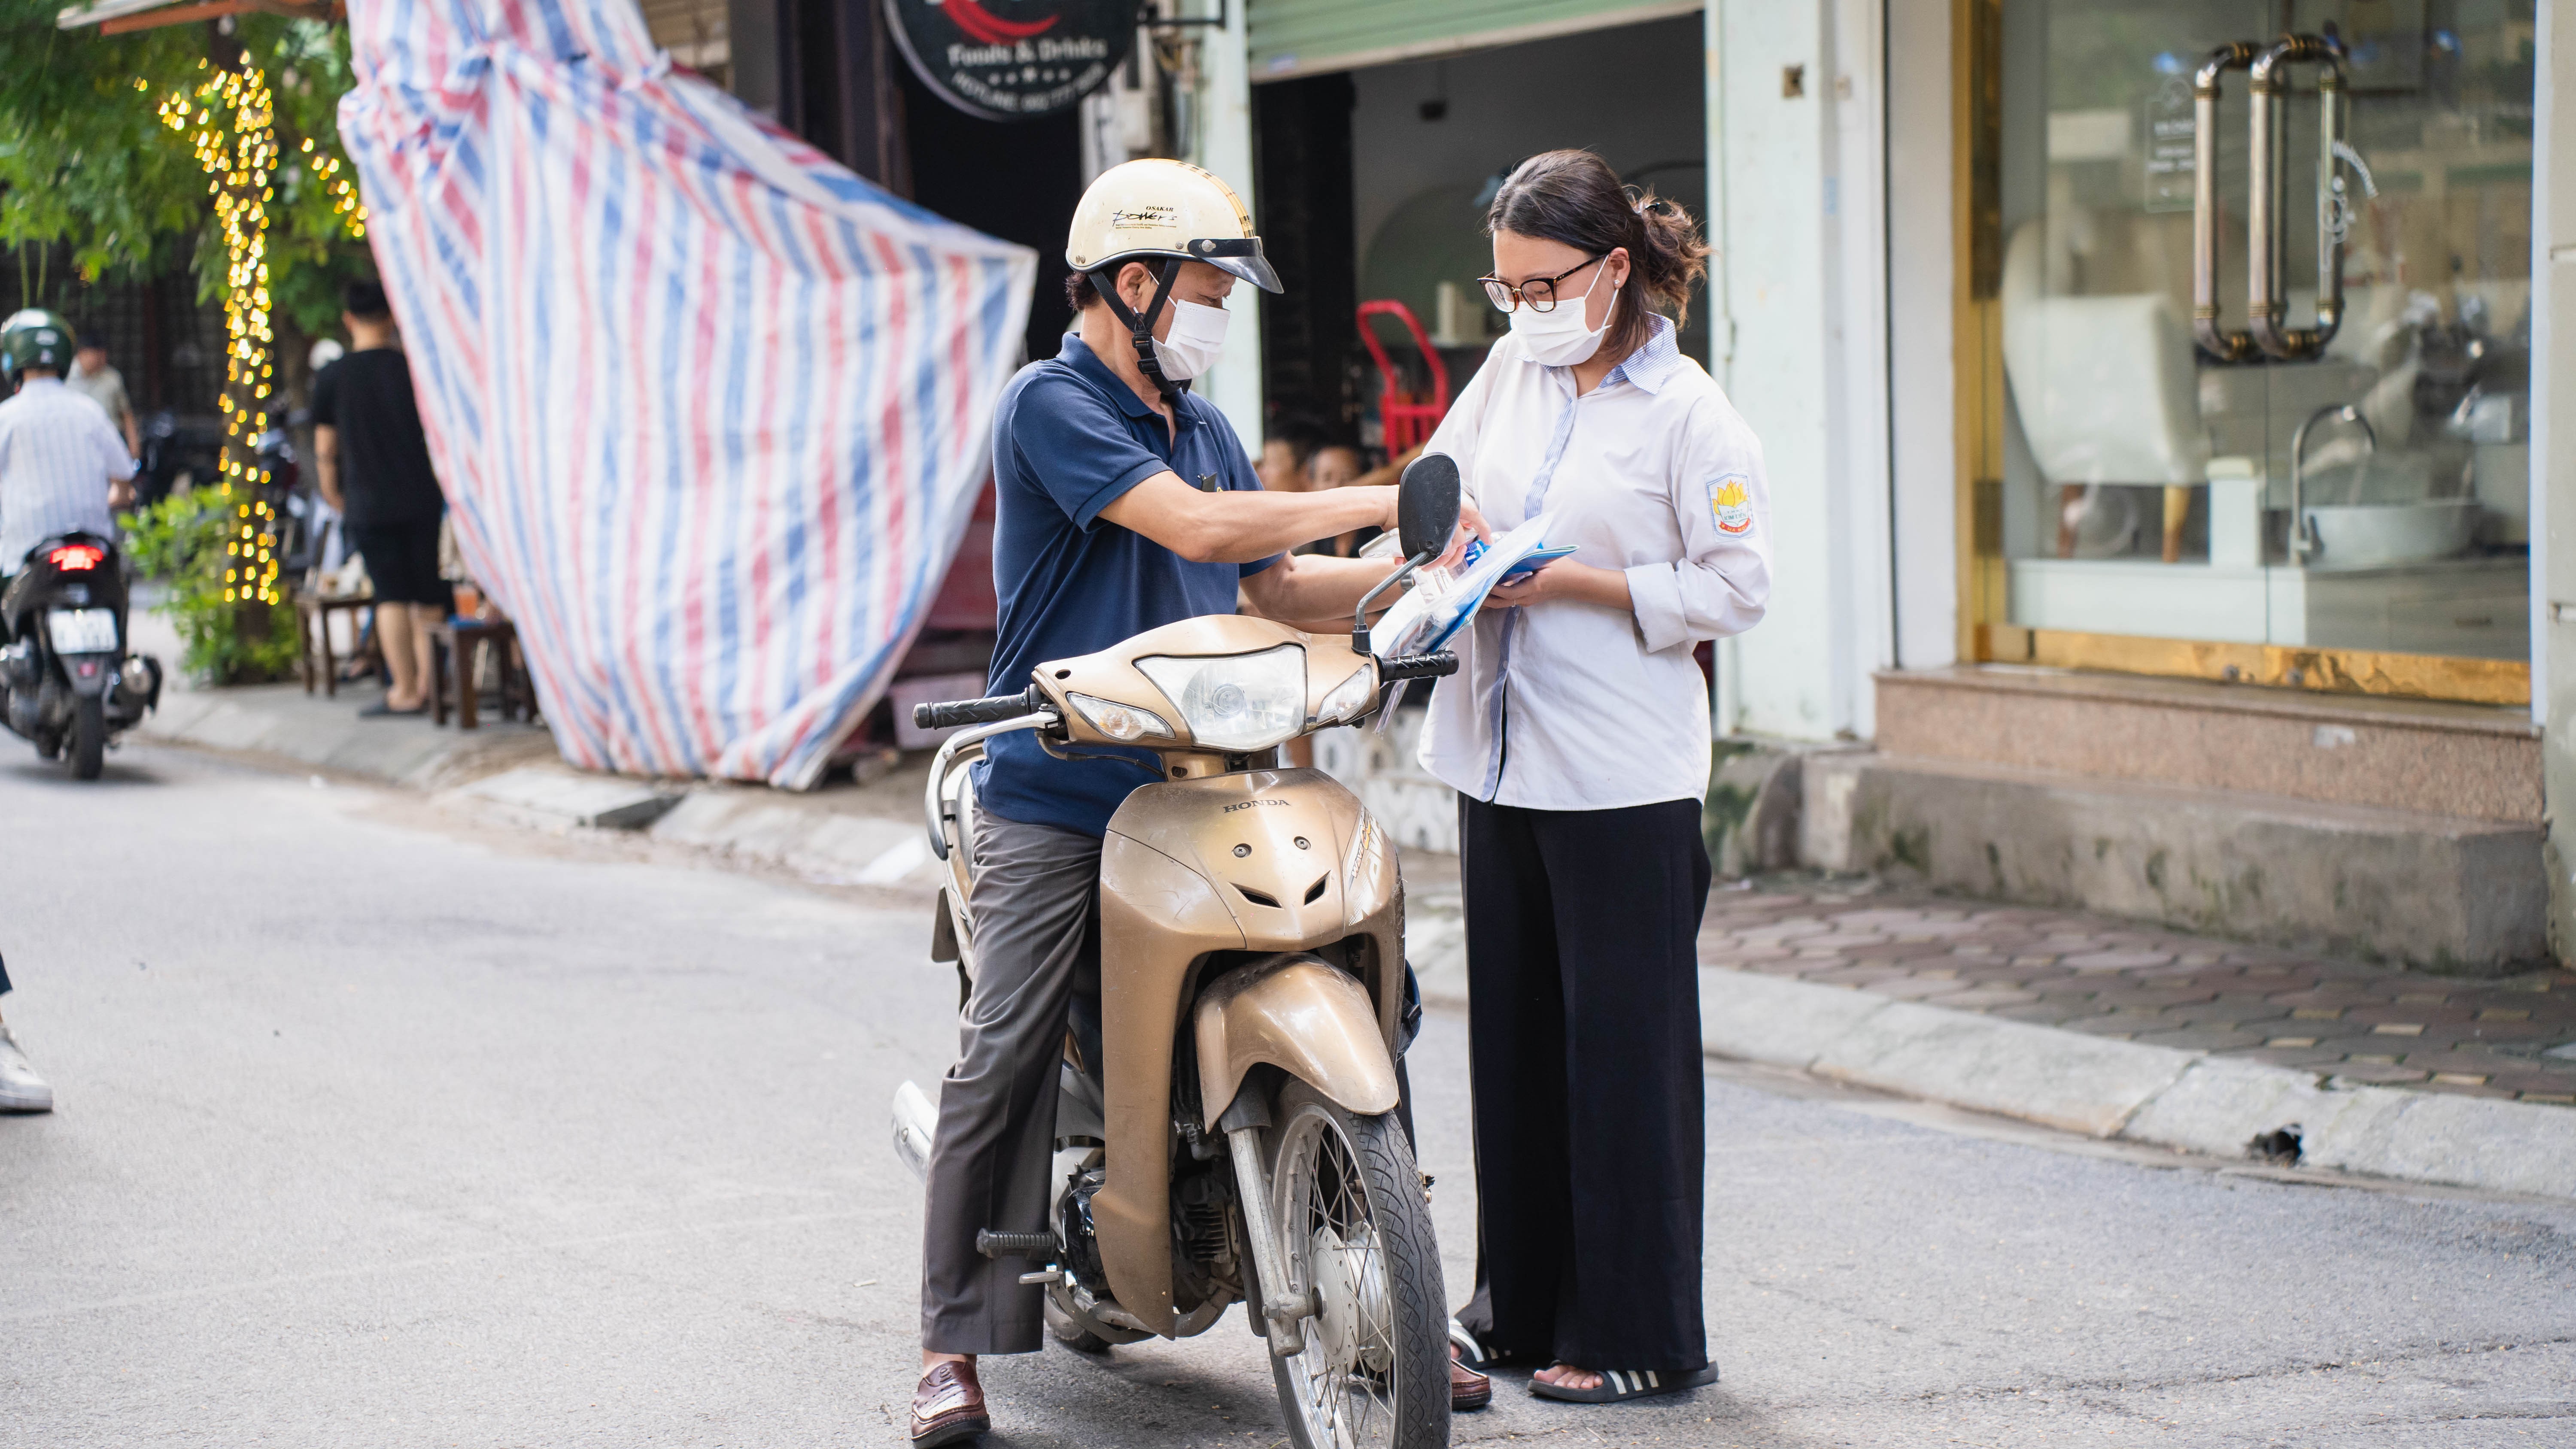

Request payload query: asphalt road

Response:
[3,743,2572,1448]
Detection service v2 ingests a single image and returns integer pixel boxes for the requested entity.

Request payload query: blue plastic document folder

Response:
[1369,512,1566,656]
[1493,542,1577,583]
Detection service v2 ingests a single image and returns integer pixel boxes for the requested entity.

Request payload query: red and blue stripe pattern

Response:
[339,0,1035,787]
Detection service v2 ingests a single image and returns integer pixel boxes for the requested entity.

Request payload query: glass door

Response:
[1991,0,2534,679]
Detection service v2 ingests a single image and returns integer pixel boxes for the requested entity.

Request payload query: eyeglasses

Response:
[1478,255,1604,314]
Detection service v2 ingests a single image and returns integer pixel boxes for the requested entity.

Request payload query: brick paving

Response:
[1698,882,2576,1107]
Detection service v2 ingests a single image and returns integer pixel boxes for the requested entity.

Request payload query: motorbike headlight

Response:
[1135,645,1306,752]
[1066,691,1173,742]
[1312,664,1376,727]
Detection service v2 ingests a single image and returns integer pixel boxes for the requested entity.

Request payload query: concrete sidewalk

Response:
[131,659,2576,1201]
[141,675,557,789]
[135,679,951,892]
[1700,887,2576,1104]
[1403,881,2576,1200]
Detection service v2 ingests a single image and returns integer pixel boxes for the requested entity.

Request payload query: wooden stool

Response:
[294,591,377,697]
[428,616,531,730]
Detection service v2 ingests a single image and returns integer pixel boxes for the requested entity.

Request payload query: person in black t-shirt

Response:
[310,279,449,717]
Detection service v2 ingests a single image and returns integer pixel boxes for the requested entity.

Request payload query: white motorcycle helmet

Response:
[1067,158,1281,401]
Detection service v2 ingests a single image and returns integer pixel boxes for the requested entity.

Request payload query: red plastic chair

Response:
[1357,300,1452,455]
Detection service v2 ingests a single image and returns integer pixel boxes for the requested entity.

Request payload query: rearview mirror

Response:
[1396,452,1461,561]
[1350,452,1464,657]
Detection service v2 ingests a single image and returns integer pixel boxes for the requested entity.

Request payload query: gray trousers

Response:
[919,810,1100,1355]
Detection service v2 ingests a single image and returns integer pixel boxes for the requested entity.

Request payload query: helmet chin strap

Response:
[1088,258,1187,405]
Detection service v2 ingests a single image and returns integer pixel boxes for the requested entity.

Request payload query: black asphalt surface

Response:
[3,744,2571,1446]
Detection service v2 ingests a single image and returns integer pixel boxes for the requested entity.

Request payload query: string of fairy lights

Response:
[151,58,368,608]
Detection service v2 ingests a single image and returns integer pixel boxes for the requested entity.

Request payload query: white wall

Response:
[1710,0,1893,742]
[1190,0,1267,454]
[2541,0,2574,957]
[1886,0,1956,670]
[2539,0,2562,730]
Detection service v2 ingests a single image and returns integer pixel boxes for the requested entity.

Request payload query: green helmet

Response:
[1,309,76,383]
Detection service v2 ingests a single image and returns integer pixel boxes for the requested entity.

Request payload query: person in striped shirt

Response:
[0,309,134,595]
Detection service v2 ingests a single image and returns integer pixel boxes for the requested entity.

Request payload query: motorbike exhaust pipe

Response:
[892,1079,938,1181]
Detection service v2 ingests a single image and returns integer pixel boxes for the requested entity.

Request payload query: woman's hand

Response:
[1483,558,1633,612]
[1436,500,1493,569]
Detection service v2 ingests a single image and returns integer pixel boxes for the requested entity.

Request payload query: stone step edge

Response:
[1877,666,2540,739]
[1819,748,2543,838]
[1404,920,2574,1200]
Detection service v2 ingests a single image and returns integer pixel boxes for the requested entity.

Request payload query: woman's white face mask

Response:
[1503,261,1616,367]
[1151,295,1230,381]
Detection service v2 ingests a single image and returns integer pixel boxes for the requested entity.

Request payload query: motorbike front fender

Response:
[60,654,115,697]
[1194,955,1400,1125]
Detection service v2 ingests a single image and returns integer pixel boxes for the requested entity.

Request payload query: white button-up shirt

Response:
[1416,316,1771,811]
[0,378,134,572]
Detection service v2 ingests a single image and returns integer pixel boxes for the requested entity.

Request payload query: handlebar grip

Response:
[1378,652,1460,682]
[914,687,1041,731]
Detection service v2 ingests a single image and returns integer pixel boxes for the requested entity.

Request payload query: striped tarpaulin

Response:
[339,0,1036,788]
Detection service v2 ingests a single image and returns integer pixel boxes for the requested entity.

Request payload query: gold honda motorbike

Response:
[892,458,1464,1449]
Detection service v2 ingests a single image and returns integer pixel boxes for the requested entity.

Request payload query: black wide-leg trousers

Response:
[1455,792,1712,1374]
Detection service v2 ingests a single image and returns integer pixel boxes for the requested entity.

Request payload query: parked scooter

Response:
[0,533,162,779]
[135,409,222,512]
[249,405,321,582]
[893,456,1465,1449]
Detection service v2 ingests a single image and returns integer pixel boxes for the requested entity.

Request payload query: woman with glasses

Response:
[1424,149,1771,1407]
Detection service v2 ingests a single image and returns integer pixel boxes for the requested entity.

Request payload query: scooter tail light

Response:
[46,543,104,571]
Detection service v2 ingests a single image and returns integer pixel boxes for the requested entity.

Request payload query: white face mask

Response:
[1151,295,1231,381]
[1504,263,1616,367]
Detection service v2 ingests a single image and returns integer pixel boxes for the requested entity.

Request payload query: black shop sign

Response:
[884,0,1138,122]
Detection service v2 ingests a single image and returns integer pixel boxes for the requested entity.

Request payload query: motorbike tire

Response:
[1264,1079,1448,1449]
[69,695,104,780]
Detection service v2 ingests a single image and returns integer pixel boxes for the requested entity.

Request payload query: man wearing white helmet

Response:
[908,159,1483,1444]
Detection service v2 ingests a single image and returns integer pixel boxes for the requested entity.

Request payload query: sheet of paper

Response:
[1364,512,1562,657]
[1367,586,1434,658]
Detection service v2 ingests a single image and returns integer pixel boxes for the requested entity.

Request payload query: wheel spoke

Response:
[1273,1104,1410,1449]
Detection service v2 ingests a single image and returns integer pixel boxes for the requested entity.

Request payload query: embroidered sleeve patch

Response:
[1709,475,1754,536]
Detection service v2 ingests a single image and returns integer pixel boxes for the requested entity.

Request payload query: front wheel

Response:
[1265,1079,1448,1449]
[69,695,103,780]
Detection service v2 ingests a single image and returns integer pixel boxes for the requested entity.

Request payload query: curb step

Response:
[451,766,685,831]
[1404,903,2576,1202]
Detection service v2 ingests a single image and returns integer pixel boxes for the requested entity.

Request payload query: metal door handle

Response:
[2249,34,2348,361]
[2192,42,2263,363]
[2194,35,2351,364]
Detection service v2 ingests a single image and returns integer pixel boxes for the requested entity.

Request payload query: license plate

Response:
[46,608,118,654]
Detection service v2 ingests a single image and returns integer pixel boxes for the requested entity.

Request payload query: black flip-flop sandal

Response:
[1528,1363,1718,1404]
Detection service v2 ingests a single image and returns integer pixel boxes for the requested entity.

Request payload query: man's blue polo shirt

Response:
[972,333,1278,839]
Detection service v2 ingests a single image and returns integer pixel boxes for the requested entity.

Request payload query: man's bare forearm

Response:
[1241,554,1402,626]
[1097,472,1393,565]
